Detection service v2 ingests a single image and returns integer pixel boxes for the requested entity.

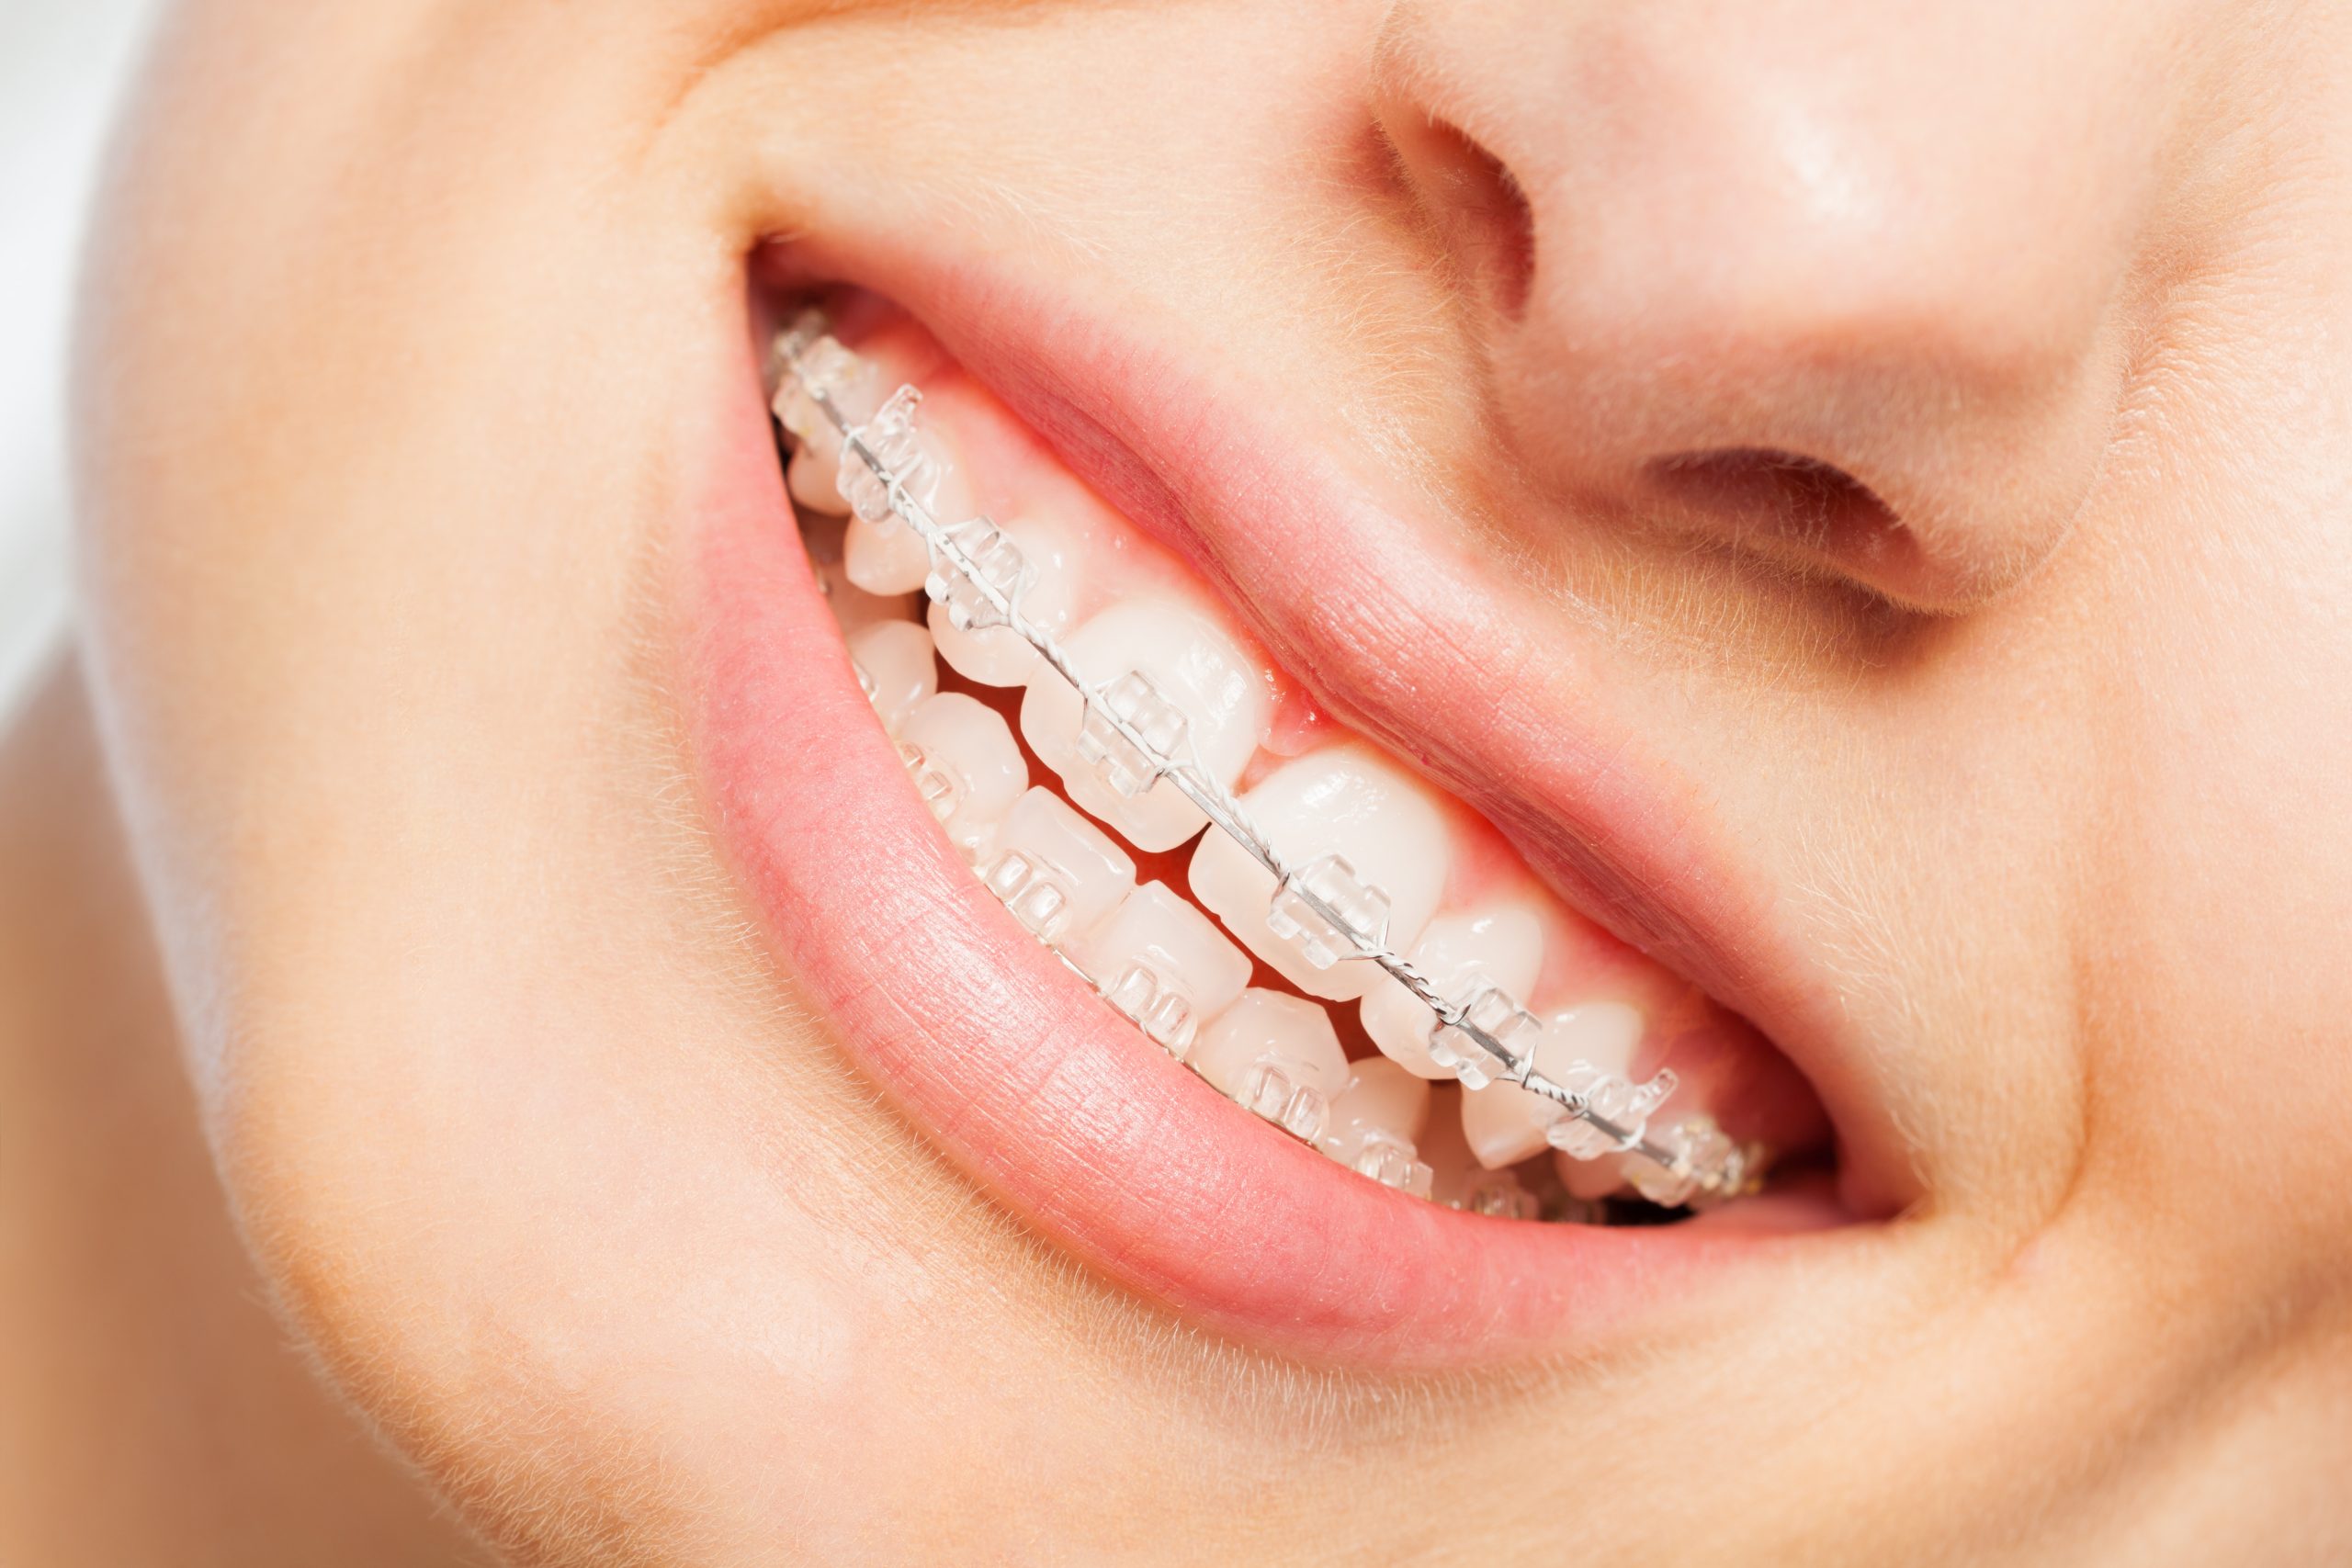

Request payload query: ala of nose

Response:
[1374,2,2165,611]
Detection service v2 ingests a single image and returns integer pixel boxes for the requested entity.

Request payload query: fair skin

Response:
[9,0,2350,1561]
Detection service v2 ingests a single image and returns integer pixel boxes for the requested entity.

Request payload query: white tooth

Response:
[894,693,1028,862]
[977,786,1136,948]
[1187,745,1447,1001]
[1360,904,1544,1078]
[845,619,938,734]
[816,557,920,636]
[1187,988,1352,1145]
[1317,1055,1435,1195]
[1459,1000,1645,1169]
[1077,881,1252,1059]
[1019,598,1272,852]
[1418,1088,1542,1219]
[775,337,885,480]
[842,414,978,596]
[931,513,1084,686]
[789,444,848,515]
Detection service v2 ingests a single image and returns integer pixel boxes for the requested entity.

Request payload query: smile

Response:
[686,271,1889,1364]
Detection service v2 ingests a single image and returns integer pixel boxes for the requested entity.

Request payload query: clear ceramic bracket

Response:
[770,310,1763,1206]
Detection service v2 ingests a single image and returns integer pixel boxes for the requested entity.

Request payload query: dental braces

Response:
[771,311,1760,1209]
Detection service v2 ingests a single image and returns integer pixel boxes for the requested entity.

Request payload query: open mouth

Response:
[686,265,1891,1363]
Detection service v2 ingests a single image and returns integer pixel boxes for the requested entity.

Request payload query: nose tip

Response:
[1374,3,2165,610]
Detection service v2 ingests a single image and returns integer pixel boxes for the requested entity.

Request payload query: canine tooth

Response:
[845,619,938,734]
[1187,989,1351,1145]
[1360,906,1544,1078]
[977,787,1136,947]
[893,693,1028,863]
[1078,881,1252,1059]
[1020,599,1272,852]
[1187,745,1448,1001]
[1460,1000,1646,1169]
[930,513,1084,686]
[1317,1056,1434,1196]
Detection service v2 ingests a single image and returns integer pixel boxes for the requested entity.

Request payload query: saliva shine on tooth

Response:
[769,314,1769,1209]
[1106,962,1201,1059]
[1238,1055,1332,1145]
[1426,980,1541,1090]
[1265,852,1392,970]
[1077,670,1191,798]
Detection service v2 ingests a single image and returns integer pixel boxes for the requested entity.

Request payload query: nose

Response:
[1372,1,2177,610]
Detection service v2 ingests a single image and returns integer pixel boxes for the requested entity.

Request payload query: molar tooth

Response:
[977,787,1136,947]
[845,619,938,734]
[1361,906,1545,1078]
[930,514,1083,686]
[1186,746,1448,1001]
[1317,1056,1433,1197]
[1187,989,1351,1146]
[1460,1000,1647,1169]
[1020,599,1272,852]
[1077,882,1252,1059]
[893,693,1028,863]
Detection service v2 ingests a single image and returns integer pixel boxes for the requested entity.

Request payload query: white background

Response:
[1,0,155,716]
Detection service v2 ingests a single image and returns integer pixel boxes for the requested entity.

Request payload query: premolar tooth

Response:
[813,557,920,636]
[925,516,1031,636]
[930,514,1082,686]
[977,787,1136,947]
[1186,745,1447,1001]
[893,693,1028,862]
[1317,1056,1433,1197]
[1361,906,1544,1079]
[1187,989,1351,1145]
[788,445,848,515]
[844,619,938,734]
[775,335,883,477]
[840,386,978,595]
[1460,1000,1646,1169]
[1020,600,1272,853]
[1077,882,1251,1058]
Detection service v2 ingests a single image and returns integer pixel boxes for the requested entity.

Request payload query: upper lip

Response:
[687,239,1913,1366]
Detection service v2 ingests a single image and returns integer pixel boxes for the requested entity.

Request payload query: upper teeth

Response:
[771,312,1763,1213]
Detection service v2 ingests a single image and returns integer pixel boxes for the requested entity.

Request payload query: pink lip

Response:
[682,255,1893,1366]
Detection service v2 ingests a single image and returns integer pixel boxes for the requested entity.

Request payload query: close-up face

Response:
[66,0,2352,1561]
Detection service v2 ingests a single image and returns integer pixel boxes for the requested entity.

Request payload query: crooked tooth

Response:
[1360,905,1544,1079]
[1418,1088,1543,1220]
[1187,988,1351,1145]
[1077,881,1252,1059]
[1317,1055,1434,1197]
[1020,599,1272,852]
[894,693,1028,863]
[978,786,1136,948]
[1460,1000,1646,1170]
[931,513,1085,686]
[1187,745,1448,1001]
[845,619,938,733]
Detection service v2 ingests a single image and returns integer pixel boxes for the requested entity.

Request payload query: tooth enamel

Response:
[1186,745,1448,1001]
[839,386,979,595]
[1360,905,1545,1078]
[788,445,848,515]
[893,693,1029,862]
[930,513,1084,686]
[1186,988,1352,1145]
[845,619,938,733]
[978,786,1136,947]
[775,336,884,477]
[1077,881,1252,1058]
[1317,1056,1434,1196]
[1416,1089,1543,1219]
[1019,599,1272,852]
[1460,1000,1647,1169]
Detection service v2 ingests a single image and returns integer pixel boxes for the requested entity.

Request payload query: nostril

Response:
[1385,115,1536,320]
[1646,447,1911,570]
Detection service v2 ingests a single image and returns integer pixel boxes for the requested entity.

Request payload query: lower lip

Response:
[680,328,1842,1368]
